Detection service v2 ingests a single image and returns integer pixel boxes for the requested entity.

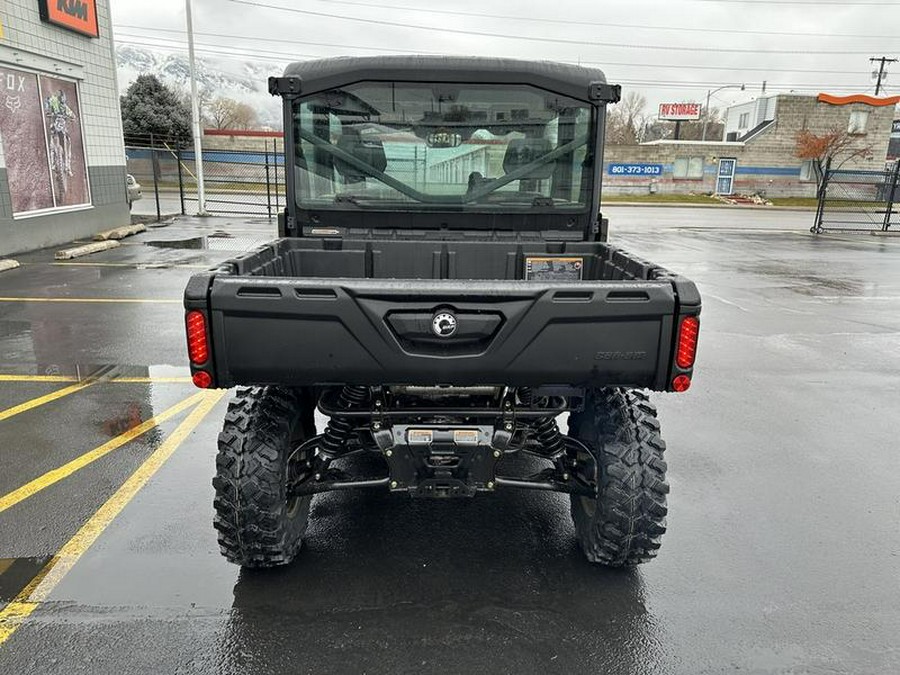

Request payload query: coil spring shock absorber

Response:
[320,385,369,459]
[517,387,565,457]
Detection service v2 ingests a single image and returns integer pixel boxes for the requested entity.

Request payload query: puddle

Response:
[145,236,262,252]
[0,363,191,379]
[739,262,868,297]
[0,557,51,601]
[146,237,206,250]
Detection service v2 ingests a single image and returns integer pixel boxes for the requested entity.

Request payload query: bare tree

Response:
[606,92,647,145]
[795,125,874,188]
[174,83,214,127]
[206,97,258,130]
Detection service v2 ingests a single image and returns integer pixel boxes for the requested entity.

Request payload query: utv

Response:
[183,56,701,568]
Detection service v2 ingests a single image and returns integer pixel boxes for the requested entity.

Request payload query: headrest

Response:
[334,129,387,183]
[502,138,554,180]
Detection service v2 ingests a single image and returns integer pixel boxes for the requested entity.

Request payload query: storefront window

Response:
[673,156,705,180]
[0,66,91,216]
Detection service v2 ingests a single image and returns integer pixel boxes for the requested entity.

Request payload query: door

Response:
[716,158,736,195]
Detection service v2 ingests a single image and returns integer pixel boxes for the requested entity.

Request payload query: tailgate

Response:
[200,276,678,389]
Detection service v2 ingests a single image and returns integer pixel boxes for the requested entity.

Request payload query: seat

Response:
[502,138,554,179]
[334,128,387,184]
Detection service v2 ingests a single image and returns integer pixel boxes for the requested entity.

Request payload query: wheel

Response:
[213,386,316,568]
[568,388,669,567]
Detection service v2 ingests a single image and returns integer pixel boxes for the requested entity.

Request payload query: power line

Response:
[315,0,900,39]
[688,0,900,4]
[115,35,872,90]
[224,0,897,55]
[114,25,873,76]
[113,38,875,95]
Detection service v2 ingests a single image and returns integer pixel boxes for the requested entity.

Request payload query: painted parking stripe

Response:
[0,381,96,423]
[0,391,206,514]
[0,375,192,383]
[0,297,181,304]
[48,262,209,269]
[0,390,224,647]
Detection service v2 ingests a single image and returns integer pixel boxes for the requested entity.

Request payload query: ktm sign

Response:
[38,0,99,38]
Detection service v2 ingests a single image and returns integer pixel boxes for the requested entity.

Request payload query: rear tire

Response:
[568,389,669,567]
[213,386,315,568]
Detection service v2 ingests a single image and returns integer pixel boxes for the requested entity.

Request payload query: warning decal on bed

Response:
[524,257,584,281]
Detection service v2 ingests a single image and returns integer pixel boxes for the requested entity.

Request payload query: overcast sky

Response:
[110,0,900,116]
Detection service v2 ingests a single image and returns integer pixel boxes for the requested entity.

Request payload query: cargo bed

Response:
[184,238,700,390]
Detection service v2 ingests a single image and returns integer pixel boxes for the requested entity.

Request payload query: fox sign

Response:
[658,103,702,121]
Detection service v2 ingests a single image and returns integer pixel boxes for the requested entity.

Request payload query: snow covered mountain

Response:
[115,44,286,128]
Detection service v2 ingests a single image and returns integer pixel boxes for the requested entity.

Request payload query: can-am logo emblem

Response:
[432,311,458,338]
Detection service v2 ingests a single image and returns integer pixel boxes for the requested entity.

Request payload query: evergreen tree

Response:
[120,75,192,146]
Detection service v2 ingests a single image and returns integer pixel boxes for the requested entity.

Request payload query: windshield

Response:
[292,82,594,211]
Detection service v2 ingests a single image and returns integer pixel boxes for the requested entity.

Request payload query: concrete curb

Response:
[94,224,147,241]
[55,240,121,260]
[0,259,21,273]
[871,230,900,237]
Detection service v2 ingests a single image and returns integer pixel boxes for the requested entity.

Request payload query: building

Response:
[888,119,900,161]
[603,93,897,198]
[0,0,129,256]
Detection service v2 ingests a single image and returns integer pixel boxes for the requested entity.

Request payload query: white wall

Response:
[0,0,125,170]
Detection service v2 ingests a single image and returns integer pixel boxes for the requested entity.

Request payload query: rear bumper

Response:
[187,276,695,390]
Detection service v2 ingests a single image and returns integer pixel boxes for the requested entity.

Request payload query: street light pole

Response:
[702,83,745,142]
[185,0,208,216]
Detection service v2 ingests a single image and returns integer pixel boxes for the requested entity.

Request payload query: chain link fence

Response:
[125,134,286,219]
[183,138,285,216]
[813,161,900,233]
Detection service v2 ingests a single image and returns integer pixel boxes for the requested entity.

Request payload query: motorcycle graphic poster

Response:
[40,75,89,208]
[0,66,54,214]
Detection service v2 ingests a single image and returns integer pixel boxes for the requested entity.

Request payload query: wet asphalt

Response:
[0,207,899,674]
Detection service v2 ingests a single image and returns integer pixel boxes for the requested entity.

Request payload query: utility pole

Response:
[186,0,208,216]
[870,56,897,96]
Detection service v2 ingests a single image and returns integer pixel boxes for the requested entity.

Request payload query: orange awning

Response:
[817,93,900,106]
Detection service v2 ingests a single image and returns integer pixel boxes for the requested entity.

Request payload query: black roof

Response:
[282,56,609,102]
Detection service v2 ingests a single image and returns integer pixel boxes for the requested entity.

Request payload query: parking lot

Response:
[0,206,898,674]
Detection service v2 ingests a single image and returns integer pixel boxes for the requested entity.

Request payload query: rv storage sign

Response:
[658,103,702,121]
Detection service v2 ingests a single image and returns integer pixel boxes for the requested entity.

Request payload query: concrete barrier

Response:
[0,259,20,273]
[93,224,147,241]
[55,241,121,260]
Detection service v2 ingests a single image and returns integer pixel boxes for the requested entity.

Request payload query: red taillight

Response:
[675,316,699,369]
[192,370,212,389]
[672,374,691,392]
[186,310,209,365]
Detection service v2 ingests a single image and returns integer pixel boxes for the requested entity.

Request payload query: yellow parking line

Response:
[0,297,181,304]
[0,390,224,647]
[0,375,192,383]
[0,375,80,383]
[109,377,192,383]
[0,391,206,514]
[0,381,96,423]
